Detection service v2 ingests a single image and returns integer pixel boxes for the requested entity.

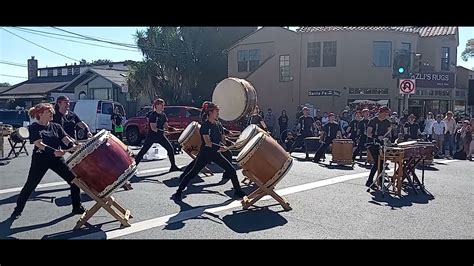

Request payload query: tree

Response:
[129,27,256,105]
[79,59,113,65]
[461,38,474,62]
[127,60,160,103]
[0,82,11,87]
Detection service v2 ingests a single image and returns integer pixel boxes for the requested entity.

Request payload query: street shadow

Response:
[221,207,288,233]
[163,198,235,231]
[0,187,70,206]
[0,213,75,239]
[317,162,354,170]
[54,193,94,207]
[40,219,119,239]
[368,185,435,210]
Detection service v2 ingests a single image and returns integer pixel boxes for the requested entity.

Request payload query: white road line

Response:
[0,164,188,195]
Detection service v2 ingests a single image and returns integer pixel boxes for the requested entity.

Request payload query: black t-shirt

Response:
[367,117,391,139]
[29,122,66,153]
[298,115,315,135]
[52,111,81,138]
[348,119,360,137]
[278,115,288,128]
[148,111,168,135]
[404,122,420,139]
[323,122,340,142]
[359,118,369,136]
[250,114,264,129]
[200,120,224,152]
[111,113,123,127]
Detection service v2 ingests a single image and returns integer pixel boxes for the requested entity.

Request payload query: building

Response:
[0,57,140,115]
[227,26,461,124]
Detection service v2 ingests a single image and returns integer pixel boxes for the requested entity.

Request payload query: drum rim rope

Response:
[98,163,138,198]
[265,157,293,188]
[236,132,266,165]
[66,129,109,168]
[178,121,199,144]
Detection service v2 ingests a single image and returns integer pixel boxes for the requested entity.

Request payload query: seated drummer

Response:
[10,103,85,220]
[289,106,316,154]
[284,131,295,152]
[403,114,421,141]
[312,113,342,163]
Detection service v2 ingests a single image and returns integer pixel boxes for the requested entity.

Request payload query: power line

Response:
[0,60,27,68]
[11,27,139,52]
[0,74,27,79]
[1,27,80,62]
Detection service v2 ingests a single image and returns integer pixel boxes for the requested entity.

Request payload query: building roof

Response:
[0,75,78,96]
[297,26,457,37]
[0,86,11,94]
[89,68,128,87]
[38,61,133,71]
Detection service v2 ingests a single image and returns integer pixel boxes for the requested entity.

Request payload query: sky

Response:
[0,26,473,85]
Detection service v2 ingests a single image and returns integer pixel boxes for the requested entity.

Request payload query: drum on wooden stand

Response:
[66,130,137,198]
[10,127,29,143]
[233,124,268,150]
[330,139,354,166]
[212,77,257,122]
[178,121,202,155]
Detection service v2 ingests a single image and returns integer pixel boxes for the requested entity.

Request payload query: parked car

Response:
[124,106,201,146]
[0,109,29,128]
[70,100,126,139]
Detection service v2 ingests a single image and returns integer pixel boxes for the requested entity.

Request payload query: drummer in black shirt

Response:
[135,98,181,172]
[312,113,342,162]
[352,108,370,160]
[172,102,246,201]
[365,106,392,187]
[53,96,92,141]
[111,106,124,140]
[290,106,316,154]
[249,105,267,130]
[403,114,421,141]
[10,103,85,220]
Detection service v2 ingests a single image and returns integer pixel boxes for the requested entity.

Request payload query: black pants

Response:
[135,133,176,166]
[290,132,313,153]
[352,135,367,160]
[178,148,241,193]
[181,149,233,179]
[313,140,333,161]
[367,144,380,183]
[14,153,82,214]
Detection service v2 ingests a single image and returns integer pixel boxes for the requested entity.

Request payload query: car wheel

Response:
[126,127,142,146]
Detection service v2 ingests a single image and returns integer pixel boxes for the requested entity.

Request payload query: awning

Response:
[377,100,389,105]
[0,94,48,99]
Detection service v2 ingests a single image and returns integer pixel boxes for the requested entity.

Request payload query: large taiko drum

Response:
[233,124,268,150]
[330,139,354,165]
[178,121,202,154]
[236,132,292,187]
[212,77,257,122]
[11,127,29,143]
[66,130,137,198]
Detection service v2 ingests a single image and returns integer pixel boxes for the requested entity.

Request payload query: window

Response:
[68,68,73,75]
[373,41,392,67]
[249,49,260,72]
[307,42,321,67]
[73,67,80,75]
[441,47,450,71]
[101,102,113,115]
[323,41,337,67]
[164,107,181,118]
[279,55,290,82]
[401,42,411,52]
[92,88,111,100]
[237,50,249,72]
[186,109,201,118]
[57,68,62,76]
[47,69,53,76]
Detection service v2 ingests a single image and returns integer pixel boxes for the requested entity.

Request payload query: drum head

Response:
[398,140,417,146]
[66,129,108,166]
[212,78,251,121]
[236,132,264,163]
[236,125,257,145]
[178,121,199,144]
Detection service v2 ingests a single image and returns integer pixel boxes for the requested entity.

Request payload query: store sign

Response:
[308,90,341,96]
[409,72,454,88]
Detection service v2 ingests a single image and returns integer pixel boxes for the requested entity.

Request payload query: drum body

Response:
[331,139,353,164]
[233,124,267,150]
[178,121,202,154]
[212,78,257,122]
[11,127,29,143]
[66,130,137,198]
[236,133,292,187]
